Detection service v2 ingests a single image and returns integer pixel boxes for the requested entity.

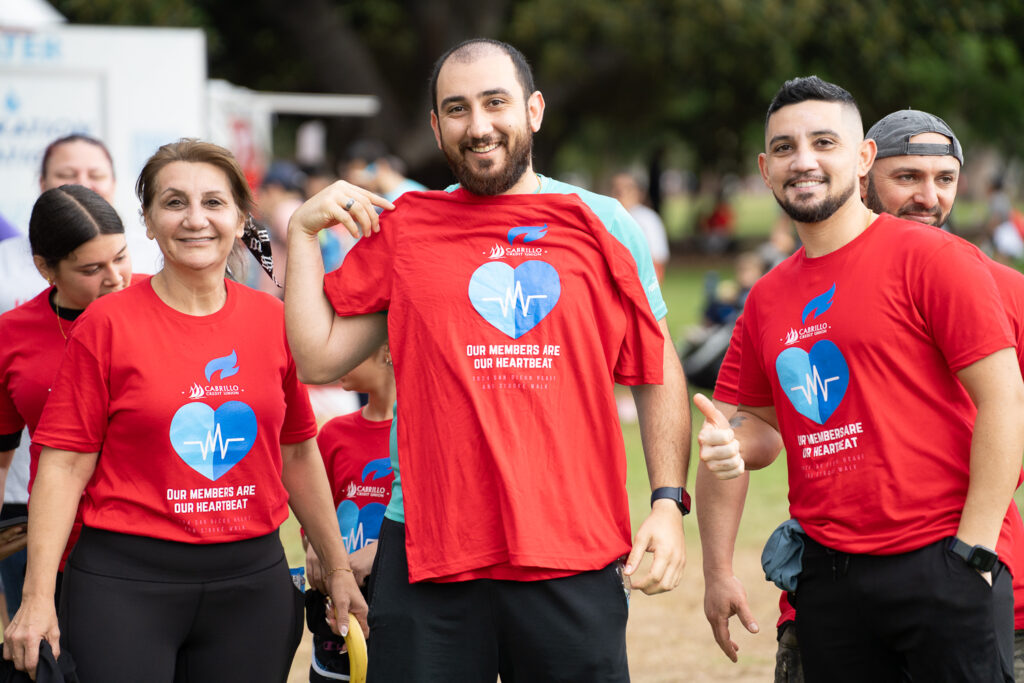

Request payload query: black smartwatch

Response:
[650,486,691,516]
[949,537,998,572]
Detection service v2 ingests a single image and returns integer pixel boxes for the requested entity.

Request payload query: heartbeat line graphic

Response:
[183,423,246,461]
[789,365,840,404]
[481,281,548,316]
[345,524,366,551]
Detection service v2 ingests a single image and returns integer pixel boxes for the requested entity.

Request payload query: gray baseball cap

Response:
[866,109,964,166]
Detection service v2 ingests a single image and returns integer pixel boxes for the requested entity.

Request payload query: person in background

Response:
[253,161,344,298]
[3,139,364,682]
[305,342,395,682]
[698,77,1023,682]
[0,185,134,618]
[305,164,339,201]
[698,188,736,254]
[0,137,126,613]
[699,107,1024,683]
[610,171,670,282]
[342,139,426,202]
[985,178,1024,263]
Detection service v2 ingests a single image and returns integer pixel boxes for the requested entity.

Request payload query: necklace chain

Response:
[54,292,67,340]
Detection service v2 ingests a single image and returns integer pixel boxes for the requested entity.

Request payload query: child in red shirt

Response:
[305,344,395,682]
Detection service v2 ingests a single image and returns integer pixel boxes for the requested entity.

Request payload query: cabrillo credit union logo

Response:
[782,284,835,345]
[183,350,243,399]
[485,224,548,259]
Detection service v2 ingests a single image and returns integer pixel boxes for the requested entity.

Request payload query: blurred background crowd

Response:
[2,3,1024,678]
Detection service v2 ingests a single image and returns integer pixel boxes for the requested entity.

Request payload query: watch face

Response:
[651,487,690,515]
[967,547,998,573]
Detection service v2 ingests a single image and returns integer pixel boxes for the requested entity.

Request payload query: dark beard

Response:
[773,178,855,223]
[443,133,533,196]
[863,175,886,215]
[864,174,944,226]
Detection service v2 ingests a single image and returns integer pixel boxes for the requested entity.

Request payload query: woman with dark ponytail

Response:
[0,184,135,605]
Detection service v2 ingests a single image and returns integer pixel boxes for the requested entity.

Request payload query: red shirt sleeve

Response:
[915,240,1013,372]
[279,349,317,445]
[33,313,110,453]
[737,301,774,407]
[323,220,397,317]
[712,314,743,405]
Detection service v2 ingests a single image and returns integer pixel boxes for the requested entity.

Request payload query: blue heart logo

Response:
[468,261,560,339]
[775,340,849,425]
[169,401,257,480]
[337,499,387,552]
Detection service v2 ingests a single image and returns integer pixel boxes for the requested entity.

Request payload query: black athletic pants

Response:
[366,518,630,682]
[795,535,1014,683]
[59,527,303,683]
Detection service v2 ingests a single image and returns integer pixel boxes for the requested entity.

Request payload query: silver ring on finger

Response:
[343,198,356,211]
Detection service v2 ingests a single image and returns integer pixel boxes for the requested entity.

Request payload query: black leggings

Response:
[59,527,303,683]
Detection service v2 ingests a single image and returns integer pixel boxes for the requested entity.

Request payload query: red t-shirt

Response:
[0,287,64,484]
[316,410,393,552]
[34,279,317,543]
[989,258,1024,372]
[717,253,1024,629]
[739,215,1014,556]
[0,275,151,485]
[324,184,665,582]
[712,314,743,406]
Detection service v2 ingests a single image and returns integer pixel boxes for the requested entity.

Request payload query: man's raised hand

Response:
[694,393,745,480]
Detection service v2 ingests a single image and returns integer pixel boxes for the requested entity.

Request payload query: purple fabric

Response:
[0,213,21,242]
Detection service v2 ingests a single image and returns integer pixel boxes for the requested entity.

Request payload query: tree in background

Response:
[48,0,1024,195]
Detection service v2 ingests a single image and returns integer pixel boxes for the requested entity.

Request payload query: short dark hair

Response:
[765,76,859,129]
[30,184,124,269]
[429,38,536,114]
[39,134,114,180]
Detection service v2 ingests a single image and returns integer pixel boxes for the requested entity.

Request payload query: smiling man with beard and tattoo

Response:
[695,76,1024,683]
[699,106,1024,683]
[285,39,690,681]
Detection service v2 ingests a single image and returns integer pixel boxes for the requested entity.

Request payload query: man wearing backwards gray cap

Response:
[699,108,1024,683]
[862,109,963,227]
[696,77,1024,683]
[864,109,1024,681]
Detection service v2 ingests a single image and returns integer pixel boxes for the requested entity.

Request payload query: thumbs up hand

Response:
[694,393,745,480]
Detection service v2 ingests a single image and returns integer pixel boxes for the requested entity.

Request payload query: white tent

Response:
[0,0,65,28]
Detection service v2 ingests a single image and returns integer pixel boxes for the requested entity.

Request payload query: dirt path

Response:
[288,543,781,682]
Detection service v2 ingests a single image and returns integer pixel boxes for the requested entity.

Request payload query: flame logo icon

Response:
[801,284,836,324]
[204,350,239,382]
[507,225,548,245]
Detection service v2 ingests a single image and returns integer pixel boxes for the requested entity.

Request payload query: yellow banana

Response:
[345,613,368,683]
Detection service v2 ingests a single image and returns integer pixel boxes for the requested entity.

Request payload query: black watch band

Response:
[650,486,690,516]
[949,537,998,572]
